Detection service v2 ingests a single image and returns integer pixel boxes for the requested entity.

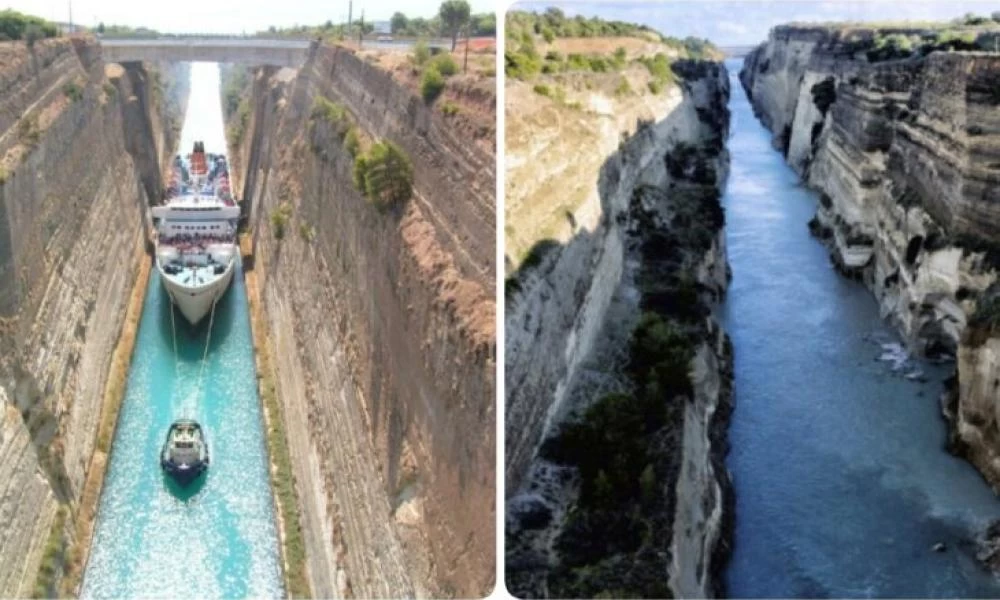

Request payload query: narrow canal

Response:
[720,58,1000,597]
[81,63,282,598]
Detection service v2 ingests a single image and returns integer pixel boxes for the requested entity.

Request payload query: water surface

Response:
[721,58,1000,598]
[82,62,282,598]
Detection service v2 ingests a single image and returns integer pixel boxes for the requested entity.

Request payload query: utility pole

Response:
[347,0,352,38]
[463,24,470,73]
[359,10,364,48]
[68,0,73,33]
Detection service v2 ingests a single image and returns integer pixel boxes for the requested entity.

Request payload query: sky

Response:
[12,0,494,34]
[510,0,1000,46]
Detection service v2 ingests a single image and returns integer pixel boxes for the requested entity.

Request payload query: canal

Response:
[720,58,1000,597]
[81,63,282,598]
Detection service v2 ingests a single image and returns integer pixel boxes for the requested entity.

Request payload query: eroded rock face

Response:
[504,61,734,597]
[742,26,1000,488]
[224,45,495,598]
[0,38,184,596]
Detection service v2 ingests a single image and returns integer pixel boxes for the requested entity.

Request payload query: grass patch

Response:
[32,505,68,599]
[533,83,551,96]
[614,78,632,96]
[441,101,460,116]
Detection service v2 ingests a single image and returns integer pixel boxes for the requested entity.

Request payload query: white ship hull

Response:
[157,259,235,325]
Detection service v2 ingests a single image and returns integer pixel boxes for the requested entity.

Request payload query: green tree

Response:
[97,22,105,34]
[439,0,470,51]
[471,13,495,36]
[391,11,408,34]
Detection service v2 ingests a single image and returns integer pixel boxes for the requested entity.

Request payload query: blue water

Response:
[721,58,1000,598]
[81,63,282,598]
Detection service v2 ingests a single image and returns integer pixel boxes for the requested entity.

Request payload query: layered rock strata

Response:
[504,60,734,597]
[741,26,1000,488]
[0,37,185,596]
[223,44,495,598]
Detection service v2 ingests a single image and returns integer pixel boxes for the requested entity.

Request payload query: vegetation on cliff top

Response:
[0,10,58,42]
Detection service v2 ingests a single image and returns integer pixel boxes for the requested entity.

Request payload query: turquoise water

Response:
[81,62,282,598]
[81,262,282,598]
[721,58,1000,597]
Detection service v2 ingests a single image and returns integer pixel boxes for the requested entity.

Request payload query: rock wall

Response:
[504,60,734,597]
[224,44,495,598]
[0,37,183,596]
[741,27,1000,488]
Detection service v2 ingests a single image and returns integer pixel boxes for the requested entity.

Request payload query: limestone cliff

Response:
[504,57,733,598]
[222,44,495,598]
[0,37,185,596]
[741,26,1000,488]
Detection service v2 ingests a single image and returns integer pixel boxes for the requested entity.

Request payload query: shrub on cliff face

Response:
[421,68,446,103]
[540,311,694,597]
[353,141,414,209]
[310,96,352,139]
[270,203,293,240]
[63,82,83,103]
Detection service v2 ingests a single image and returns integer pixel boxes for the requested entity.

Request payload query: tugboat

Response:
[160,419,209,485]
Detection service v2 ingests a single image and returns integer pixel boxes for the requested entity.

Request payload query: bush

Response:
[428,53,458,77]
[102,82,117,98]
[270,203,292,239]
[353,141,414,209]
[647,80,662,94]
[421,68,446,103]
[17,113,40,147]
[505,44,542,79]
[63,82,83,102]
[441,101,460,116]
[614,78,632,96]
[344,128,360,158]
[298,223,314,242]
[412,40,431,65]
[0,10,57,42]
[310,96,352,139]
[533,83,550,96]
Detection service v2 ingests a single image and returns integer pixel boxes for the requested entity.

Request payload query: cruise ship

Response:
[152,141,240,325]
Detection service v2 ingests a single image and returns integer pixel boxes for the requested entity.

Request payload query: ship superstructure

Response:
[152,141,239,325]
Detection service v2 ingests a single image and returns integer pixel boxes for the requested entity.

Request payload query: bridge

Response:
[100,38,313,67]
